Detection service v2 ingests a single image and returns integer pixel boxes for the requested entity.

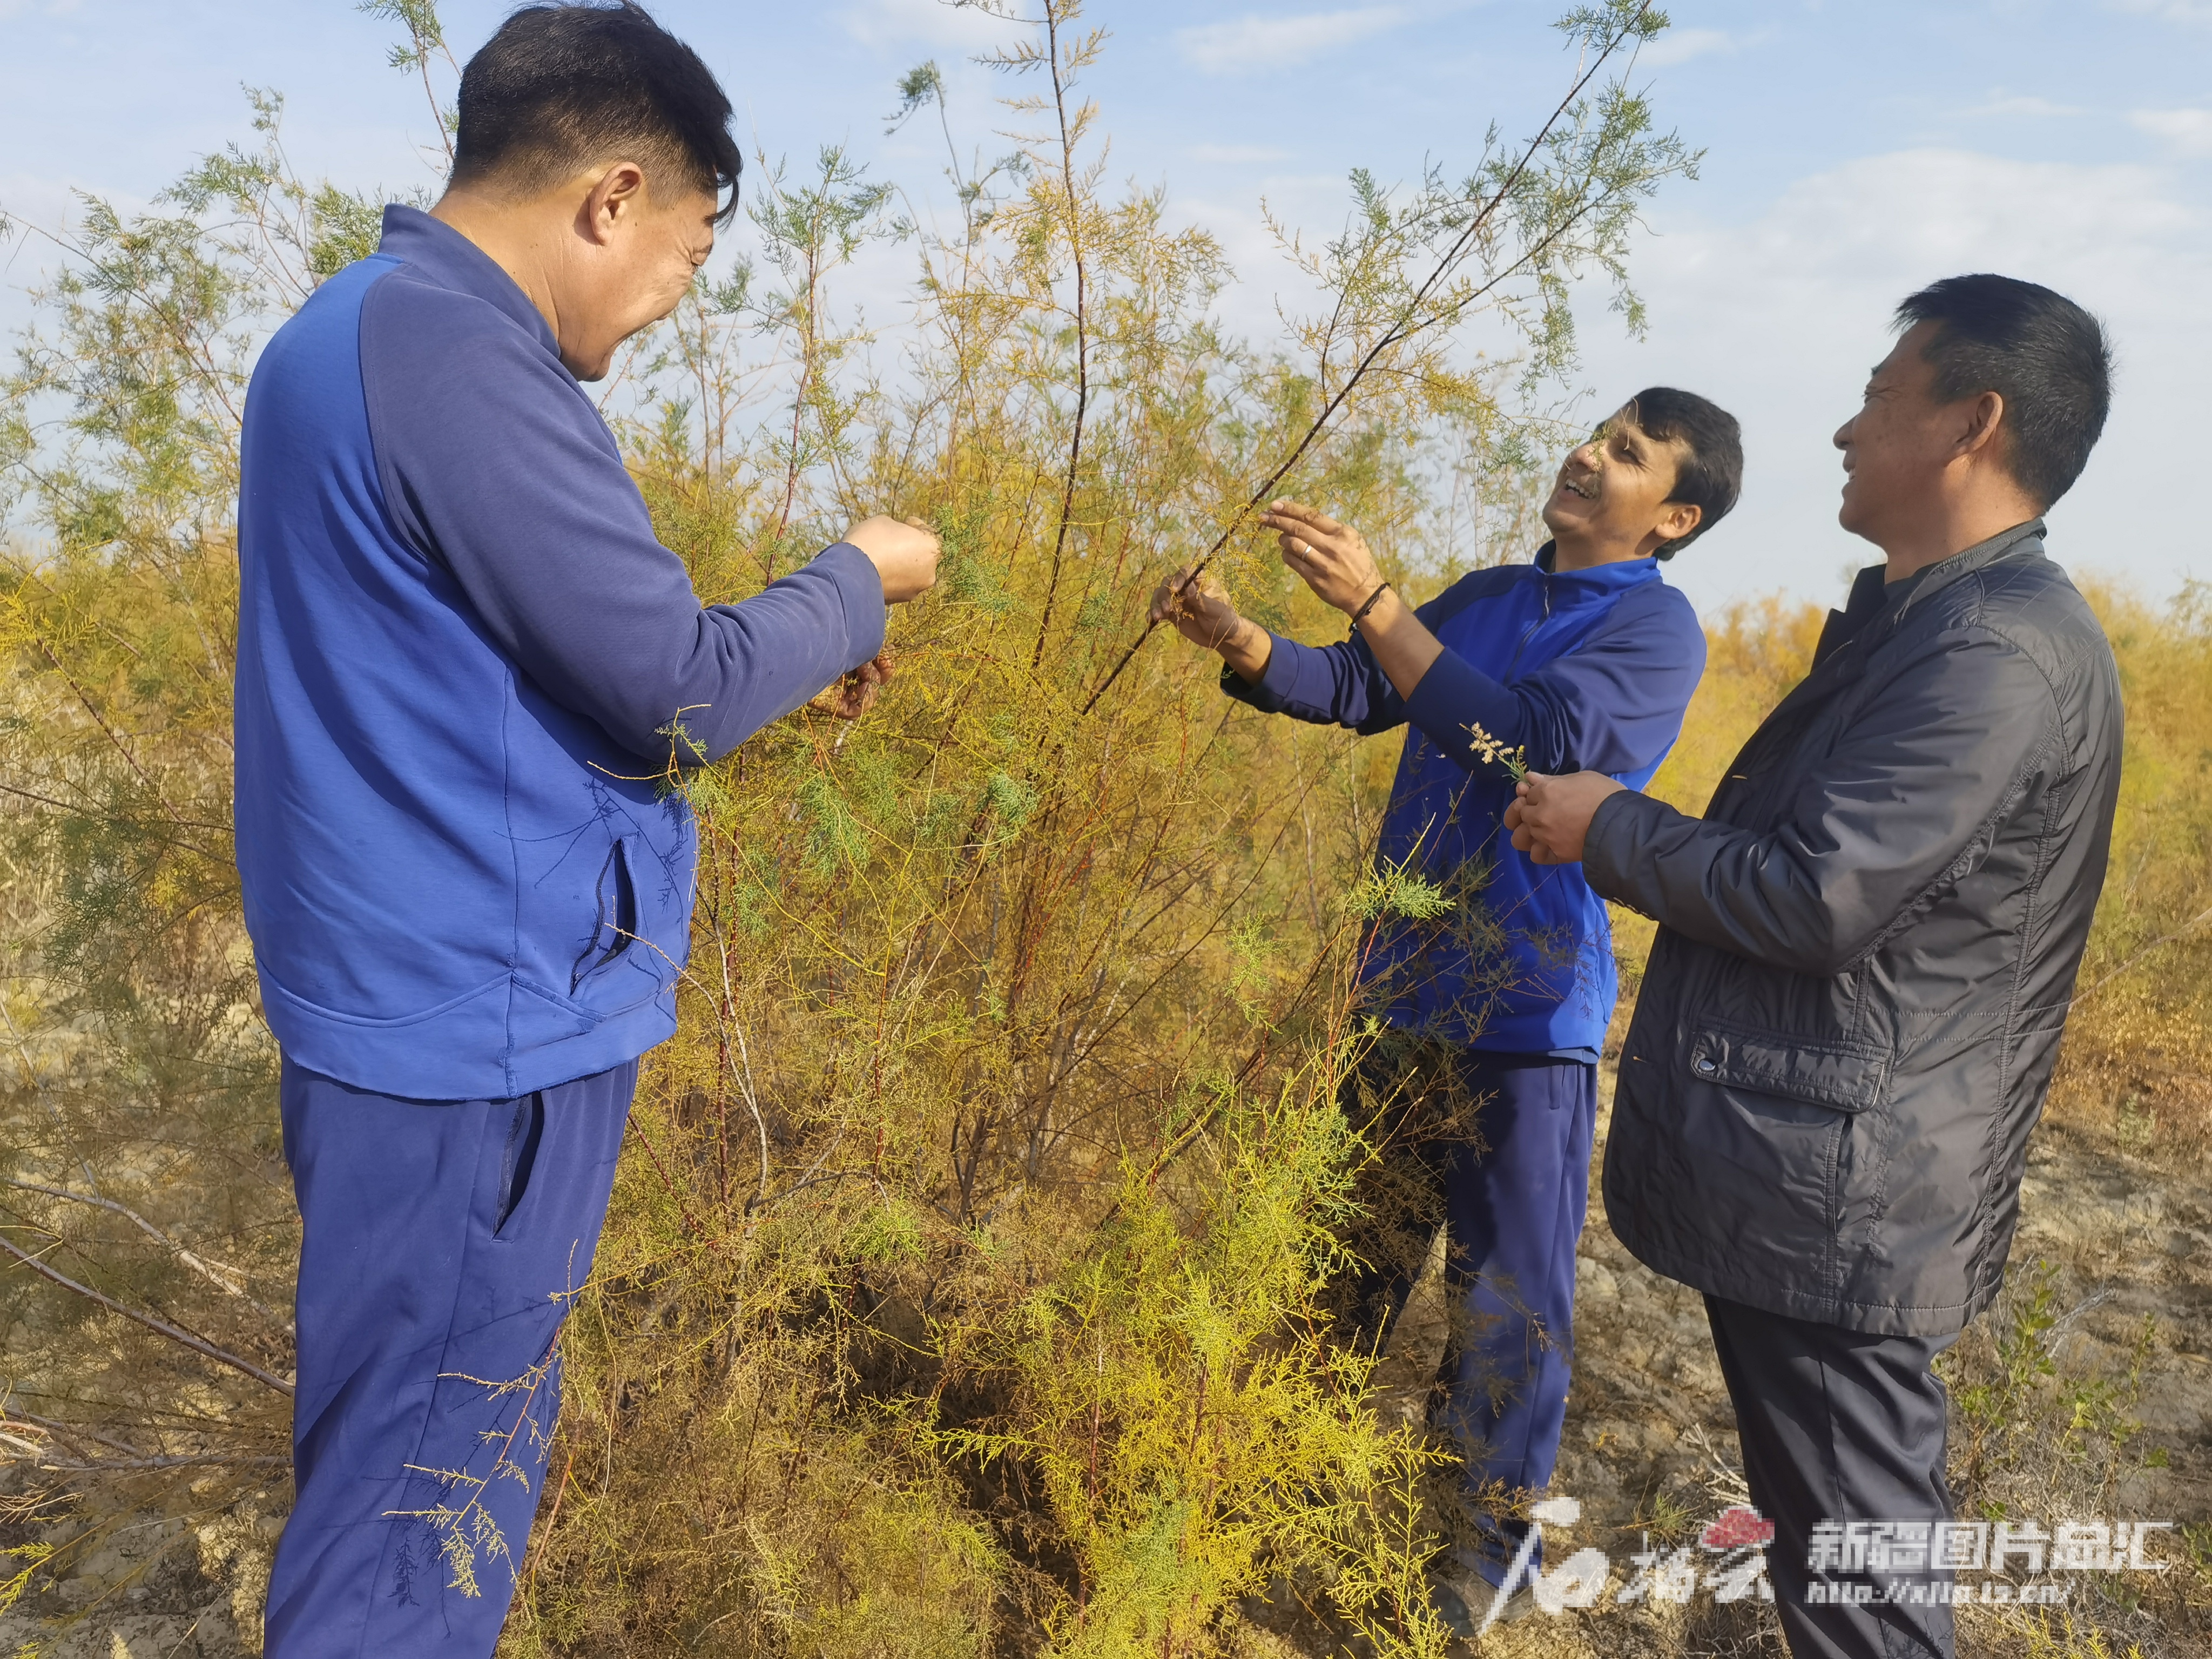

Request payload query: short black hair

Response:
[451,2,741,225]
[1894,274,2112,509]
[1624,386,1743,560]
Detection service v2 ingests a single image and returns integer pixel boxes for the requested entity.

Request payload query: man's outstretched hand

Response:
[1150,563,1273,682]
[819,648,895,720]
[1507,771,1627,865]
[1259,500,1384,614]
[845,516,942,603]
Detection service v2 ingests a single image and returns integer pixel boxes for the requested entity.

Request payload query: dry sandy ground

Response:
[8,1076,2210,1658]
[1366,1074,2212,1659]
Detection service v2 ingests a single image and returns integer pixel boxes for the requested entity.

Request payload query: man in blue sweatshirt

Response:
[1151,388,1739,1622]
[233,6,939,1653]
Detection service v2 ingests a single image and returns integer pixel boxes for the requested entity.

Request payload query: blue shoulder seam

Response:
[1420,563,1529,630]
[353,257,440,575]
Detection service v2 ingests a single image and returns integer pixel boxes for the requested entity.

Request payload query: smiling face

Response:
[1539,406,1702,566]
[1832,321,1961,547]
[555,170,719,382]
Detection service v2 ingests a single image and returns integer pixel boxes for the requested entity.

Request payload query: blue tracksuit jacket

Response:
[1224,547,1704,1053]
[235,207,886,1101]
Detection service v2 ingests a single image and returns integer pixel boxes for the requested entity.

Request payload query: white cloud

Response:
[1174,8,1407,76]
[2107,0,2212,19]
[839,0,1021,53]
[1189,144,1294,165]
[1638,26,1735,69]
[2132,107,2212,156]
[1967,93,2083,119]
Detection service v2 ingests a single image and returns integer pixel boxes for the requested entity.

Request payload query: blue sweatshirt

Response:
[1225,548,1704,1054]
[235,207,886,1101]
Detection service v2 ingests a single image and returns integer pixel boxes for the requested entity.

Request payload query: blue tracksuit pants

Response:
[265,1057,636,1657]
[1340,1045,1598,1587]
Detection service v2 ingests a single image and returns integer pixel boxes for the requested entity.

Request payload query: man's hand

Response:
[817,649,895,720]
[1507,771,1627,865]
[845,516,942,603]
[1259,500,1385,614]
[1149,563,1272,682]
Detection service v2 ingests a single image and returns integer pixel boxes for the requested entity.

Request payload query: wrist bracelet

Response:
[1350,581,1392,627]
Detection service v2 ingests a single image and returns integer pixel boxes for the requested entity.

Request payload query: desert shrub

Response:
[0,114,318,1647]
[10,4,2203,1654]
[2,3,1693,1653]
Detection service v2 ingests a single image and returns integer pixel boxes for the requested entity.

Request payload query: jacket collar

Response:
[1819,518,2047,669]
[1532,539,1663,591]
[1852,517,2047,623]
[374,205,559,356]
[1895,516,2046,617]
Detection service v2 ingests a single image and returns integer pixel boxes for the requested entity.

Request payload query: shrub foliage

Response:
[6,3,2203,1656]
[0,4,1695,1649]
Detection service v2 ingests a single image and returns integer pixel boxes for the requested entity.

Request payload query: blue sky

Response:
[3,0,2207,613]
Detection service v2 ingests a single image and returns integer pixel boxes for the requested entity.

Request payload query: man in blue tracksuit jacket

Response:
[1152,388,1741,1622]
[232,8,939,1653]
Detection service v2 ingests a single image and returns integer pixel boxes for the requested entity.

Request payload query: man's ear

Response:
[1655,500,1701,547]
[579,162,649,245]
[1954,389,2007,461]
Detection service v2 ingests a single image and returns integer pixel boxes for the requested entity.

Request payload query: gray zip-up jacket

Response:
[1586,522,2122,1336]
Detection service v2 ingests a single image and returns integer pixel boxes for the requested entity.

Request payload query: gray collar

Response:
[1890,518,2047,621]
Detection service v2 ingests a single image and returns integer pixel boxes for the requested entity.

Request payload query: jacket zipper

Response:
[1507,568,1553,677]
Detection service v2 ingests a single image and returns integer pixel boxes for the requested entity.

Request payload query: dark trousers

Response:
[1704,1294,1959,1659]
[1339,1044,1598,1587]
[264,1058,637,1657]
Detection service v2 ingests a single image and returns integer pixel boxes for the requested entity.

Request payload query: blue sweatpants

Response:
[1341,1046,1598,1587]
[265,1057,636,1657]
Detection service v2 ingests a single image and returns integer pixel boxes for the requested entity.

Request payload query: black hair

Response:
[451,2,741,225]
[1623,386,1743,560]
[1893,274,2112,510]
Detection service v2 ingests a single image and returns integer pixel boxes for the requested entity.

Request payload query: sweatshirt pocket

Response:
[570,838,639,993]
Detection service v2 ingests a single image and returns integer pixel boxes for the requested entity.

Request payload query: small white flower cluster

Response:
[1465,721,1527,781]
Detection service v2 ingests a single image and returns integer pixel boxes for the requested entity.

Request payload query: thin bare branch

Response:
[1078,0,1656,714]
[0,1233,294,1397]
[3,1179,291,1332]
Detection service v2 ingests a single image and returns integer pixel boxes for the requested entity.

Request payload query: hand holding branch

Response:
[845,515,943,604]
[1148,564,1272,681]
[1259,500,1385,615]
[818,648,896,720]
[1506,771,1626,865]
[1263,498,1446,702]
[820,515,938,722]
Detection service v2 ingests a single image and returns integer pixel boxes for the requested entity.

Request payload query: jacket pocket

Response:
[1649,1021,1894,1302]
[1686,1021,1892,1114]
[494,1091,547,1238]
[570,838,639,993]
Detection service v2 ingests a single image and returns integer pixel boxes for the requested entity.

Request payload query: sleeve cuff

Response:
[1402,648,1521,771]
[1218,631,1297,712]
[1583,787,1658,908]
[810,542,889,671]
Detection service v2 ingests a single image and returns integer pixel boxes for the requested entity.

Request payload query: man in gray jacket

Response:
[1506,274,2120,1659]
